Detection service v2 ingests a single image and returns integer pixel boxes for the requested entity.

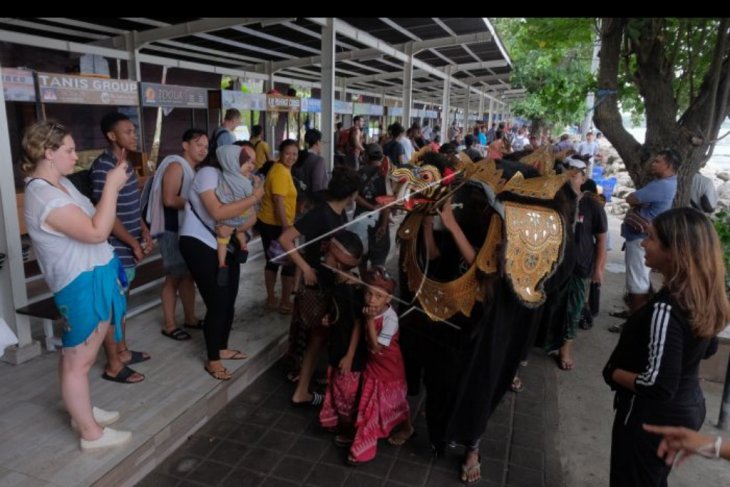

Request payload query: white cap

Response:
[565,157,587,170]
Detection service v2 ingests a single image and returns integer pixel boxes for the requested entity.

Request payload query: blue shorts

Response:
[55,257,127,348]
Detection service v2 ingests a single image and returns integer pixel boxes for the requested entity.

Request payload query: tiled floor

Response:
[141,349,562,487]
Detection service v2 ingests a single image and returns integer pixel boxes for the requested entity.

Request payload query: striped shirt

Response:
[90,149,141,269]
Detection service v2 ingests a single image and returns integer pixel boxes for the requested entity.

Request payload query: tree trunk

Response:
[593,19,645,185]
[594,18,730,207]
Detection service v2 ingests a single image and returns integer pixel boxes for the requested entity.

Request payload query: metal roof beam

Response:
[94,18,278,49]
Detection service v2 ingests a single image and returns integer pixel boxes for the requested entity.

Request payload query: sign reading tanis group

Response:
[37,73,138,106]
[141,83,207,108]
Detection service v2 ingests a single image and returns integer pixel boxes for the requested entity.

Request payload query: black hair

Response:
[251,125,263,137]
[331,230,364,260]
[464,134,475,147]
[327,165,361,200]
[581,178,598,194]
[657,148,681,171]
[304,128,322,148]
[421,151,454,176]
[100,112,131,140]
[439,142,458,155]
[279,138,299,154]
[182,128,208,142]
[389,122,405,138]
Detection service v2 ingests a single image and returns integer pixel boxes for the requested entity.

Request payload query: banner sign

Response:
[266,94,300,112]
[301,98,321,113]
[37,72,138,105]
[141,82,207,108]
[334,100,353,114]
[1,68,35,102]
[222,90,267,111]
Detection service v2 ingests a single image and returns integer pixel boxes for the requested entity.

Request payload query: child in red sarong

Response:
[348,266,410,464]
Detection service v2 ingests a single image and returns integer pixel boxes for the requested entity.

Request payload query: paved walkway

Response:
[140,348,563,487]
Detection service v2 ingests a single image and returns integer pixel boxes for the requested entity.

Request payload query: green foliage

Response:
[618,18,722,123]
[492,18,595,130]
[713,211,730,294]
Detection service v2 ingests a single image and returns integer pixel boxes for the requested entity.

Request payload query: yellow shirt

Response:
[251,137,270,169]
[257,162,297,226]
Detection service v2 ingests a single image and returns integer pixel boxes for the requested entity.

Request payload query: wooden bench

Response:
[16,256,165,351]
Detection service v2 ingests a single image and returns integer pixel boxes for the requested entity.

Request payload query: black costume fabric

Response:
[326,281,366,372]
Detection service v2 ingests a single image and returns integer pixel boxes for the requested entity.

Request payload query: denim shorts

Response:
[158,231,190,277]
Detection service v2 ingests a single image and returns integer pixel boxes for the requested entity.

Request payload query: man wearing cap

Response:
[355,143,392,275]
[548,159,608,369]
[611,149,678,330]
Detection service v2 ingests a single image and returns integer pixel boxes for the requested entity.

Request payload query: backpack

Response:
[207,127,227,161]
[336,128,353,154]
[139,175,154,226]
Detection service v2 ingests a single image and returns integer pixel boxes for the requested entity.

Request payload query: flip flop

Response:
[221,350,248,360]
[290,392,324,408]
[184,320,205,330]
[161,328,192,341]
[102,365,145,384]
[204,365,231,381]
[120,349,151,365]
[460,454,482,484]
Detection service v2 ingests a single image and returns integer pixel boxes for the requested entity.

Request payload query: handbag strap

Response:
[189,200,218,239]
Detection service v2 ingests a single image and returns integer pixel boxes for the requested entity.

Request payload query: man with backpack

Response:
[209,108,241,161]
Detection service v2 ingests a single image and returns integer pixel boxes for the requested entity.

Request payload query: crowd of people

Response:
[19,109,730,485]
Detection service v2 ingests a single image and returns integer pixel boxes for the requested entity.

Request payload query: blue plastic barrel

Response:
[602,177,617,202]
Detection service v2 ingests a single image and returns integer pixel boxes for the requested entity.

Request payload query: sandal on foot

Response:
[334,435,353,447]
[279,304,293,315]
[460,454,482,484]
[161,328,192,341]
[510,377,524,393]
[204,365,231,381]
[102,365,145,384]
[184,320,204,330]
[120,349,150,365]
[264,300,279,311]
[290,392,324,408]
[221,350,248,360]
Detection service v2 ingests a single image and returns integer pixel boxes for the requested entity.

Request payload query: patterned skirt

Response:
[349,374,410,462]
[319,367,362,429]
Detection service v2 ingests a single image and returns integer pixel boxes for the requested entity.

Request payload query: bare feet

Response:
[387,420,415,446]
[558,341,574,371]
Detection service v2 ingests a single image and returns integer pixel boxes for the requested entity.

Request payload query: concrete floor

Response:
[556,214,730,486]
